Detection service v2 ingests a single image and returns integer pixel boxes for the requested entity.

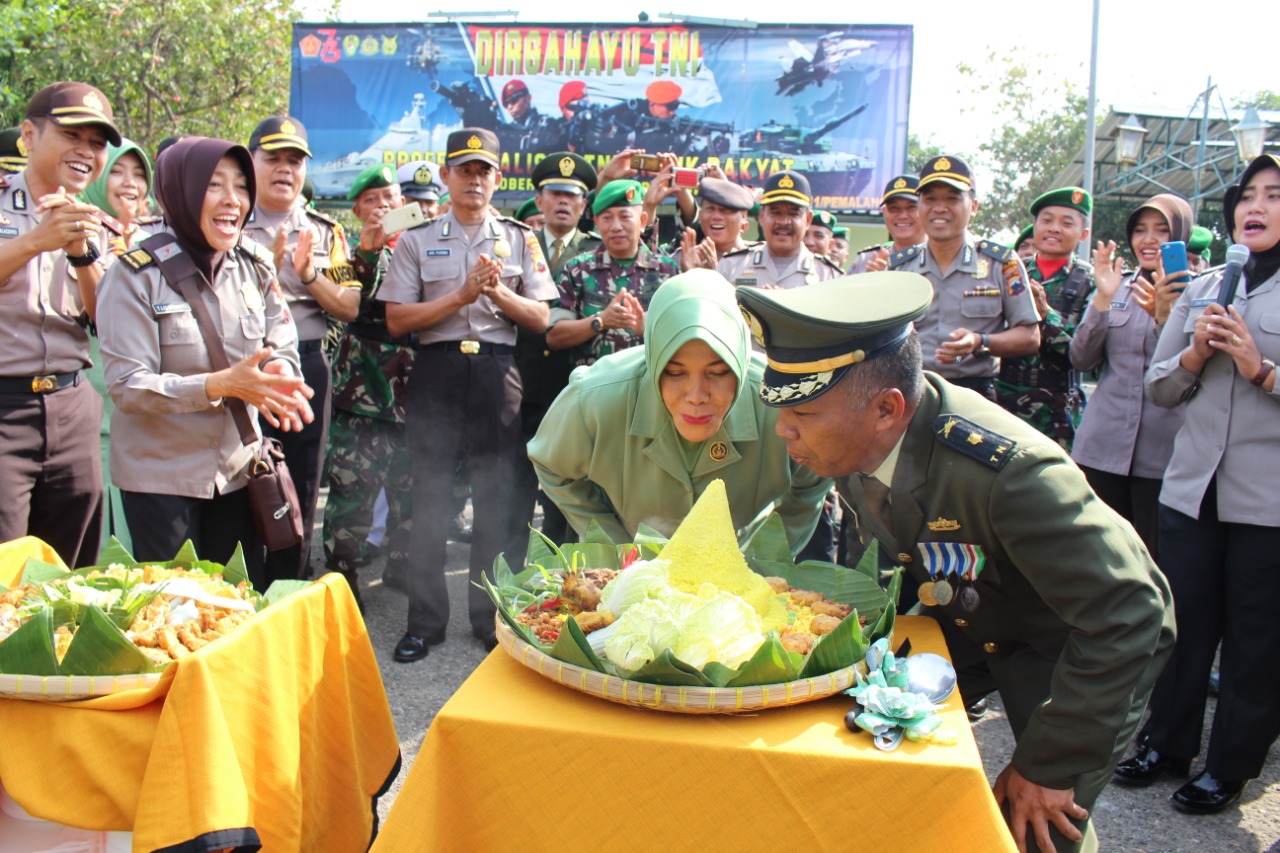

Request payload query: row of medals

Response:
[918,576,980,612]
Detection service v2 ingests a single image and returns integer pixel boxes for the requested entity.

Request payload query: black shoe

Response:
[1172,772,1245,814]
[472,626,498,652]
[966,697,989,722]
[1113,743,1192,786]
[393,633,430,662]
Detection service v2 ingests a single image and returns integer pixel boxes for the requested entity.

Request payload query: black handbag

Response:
[143,233,305,551]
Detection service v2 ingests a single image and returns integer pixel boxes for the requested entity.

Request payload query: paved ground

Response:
[322,504,1280,852]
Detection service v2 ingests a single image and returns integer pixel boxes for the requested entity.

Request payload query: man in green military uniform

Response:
[547,179,679,367]
[508,152,602,553]
[803,208,838,259]
[996,187,1095,450]
[1186,224,1212,274]
[321,163,415,608]
[829,226,850,270]
[737,273,1175,853]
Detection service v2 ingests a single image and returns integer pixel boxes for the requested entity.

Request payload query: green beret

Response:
[811,210,838,233]
[736,272,933,406]
[833,226,849,240]
[1188,225,1212,261]
[515,197,539,223]
[592,179,643,216]
[1029,186,1092,218]
[347,163,398,201]
[1014,224,1035,250]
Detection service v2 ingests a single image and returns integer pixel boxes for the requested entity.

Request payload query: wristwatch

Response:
[1252,358,1276,387]
[590,316,603,334]
[65,242,100,268]
[973,333,992,358]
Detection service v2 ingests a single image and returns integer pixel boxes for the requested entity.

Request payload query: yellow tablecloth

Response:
[374,615,1015,852]
[0,538,401,853]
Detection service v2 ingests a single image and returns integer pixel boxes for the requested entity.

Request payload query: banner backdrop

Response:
[291,22,912,212]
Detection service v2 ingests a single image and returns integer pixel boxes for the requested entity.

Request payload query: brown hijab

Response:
[1125,193,1193,248]
[153,136,256,280]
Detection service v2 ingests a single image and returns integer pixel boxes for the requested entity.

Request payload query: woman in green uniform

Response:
[528,269,829,554]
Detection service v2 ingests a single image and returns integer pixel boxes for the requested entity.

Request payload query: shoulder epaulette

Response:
[976,239,1016,264]
[238,235,276,268]
[887,244,922,269]
[120,246,156,272]
[720,245,753,258]
[496,215,532,231]
[816,253,844,272]
[304,208,338,227]
[933,414,1016,470]
[856,242,889,255]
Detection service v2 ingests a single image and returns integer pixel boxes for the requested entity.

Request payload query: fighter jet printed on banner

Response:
[776,33,876,97]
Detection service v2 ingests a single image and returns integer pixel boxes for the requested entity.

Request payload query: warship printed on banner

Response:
[311,92,444,197]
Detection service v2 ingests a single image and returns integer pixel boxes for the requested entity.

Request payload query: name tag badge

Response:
[1111,301,1128,310]
[241,280,264,314]
[0,225,17,239]
[426,248,451,257]
[153,302,192,315]
[1191,297,1215,308]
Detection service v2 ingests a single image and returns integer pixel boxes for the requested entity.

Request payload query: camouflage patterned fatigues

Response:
[552,243,680,366]
[995,255,1094,450]
[322,242,415,576]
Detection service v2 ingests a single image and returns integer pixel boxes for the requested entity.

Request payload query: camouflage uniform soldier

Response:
[548,180,680,367]
[322,164,415,607]
[996,187,1095,451]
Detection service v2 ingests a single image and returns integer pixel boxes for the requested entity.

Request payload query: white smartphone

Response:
[380,203,425,235]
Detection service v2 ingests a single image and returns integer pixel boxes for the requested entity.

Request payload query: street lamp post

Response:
[1115,114,1148,168]
[1233,106,1271,163]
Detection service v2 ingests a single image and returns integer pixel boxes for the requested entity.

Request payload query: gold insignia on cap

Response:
[558,156,574,177]
[492,238,511,258]
[741,307,767,347]
[467,135,482,150]
[15,138,26,157]
[625,187,636,202]
[709,441,728,461]
[851,349,866,363]
[280,119,296,135]
[935,157,951,171]
[382,166,394,182]
[83,92,104,111]
[414,165,432,184]
[778,174,795,189]
[927,517,961,531]
[1071,189,1084,204]
[893,178,906,189]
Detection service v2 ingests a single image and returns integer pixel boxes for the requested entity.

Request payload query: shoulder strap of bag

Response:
[141,233,259,449]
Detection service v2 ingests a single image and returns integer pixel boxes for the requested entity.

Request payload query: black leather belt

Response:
[0,370,82,394]
[418,340,514,355]
[298,339,324,355]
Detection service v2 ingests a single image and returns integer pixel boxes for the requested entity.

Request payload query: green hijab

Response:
[81,138,153,221]
[644,269,750,409]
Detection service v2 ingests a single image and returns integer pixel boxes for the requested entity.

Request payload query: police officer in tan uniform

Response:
[379,128,556,662]
[717,170,841,290]
[0,82,123,567]
[243,116,360,582]
[890,156,1040,400]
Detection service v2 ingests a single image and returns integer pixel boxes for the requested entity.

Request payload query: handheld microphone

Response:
[1215,244,1251,308]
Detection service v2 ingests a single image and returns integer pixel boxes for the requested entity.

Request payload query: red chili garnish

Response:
[621,547,640,569]
[545,631,559,641]
[523,596,564,614]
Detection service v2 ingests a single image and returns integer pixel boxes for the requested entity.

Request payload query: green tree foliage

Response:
[957,49,1087,239]
[0,0,328,153]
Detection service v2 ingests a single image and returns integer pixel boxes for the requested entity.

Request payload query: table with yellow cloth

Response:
[0,537,401,852]
[373,614,1015,852]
